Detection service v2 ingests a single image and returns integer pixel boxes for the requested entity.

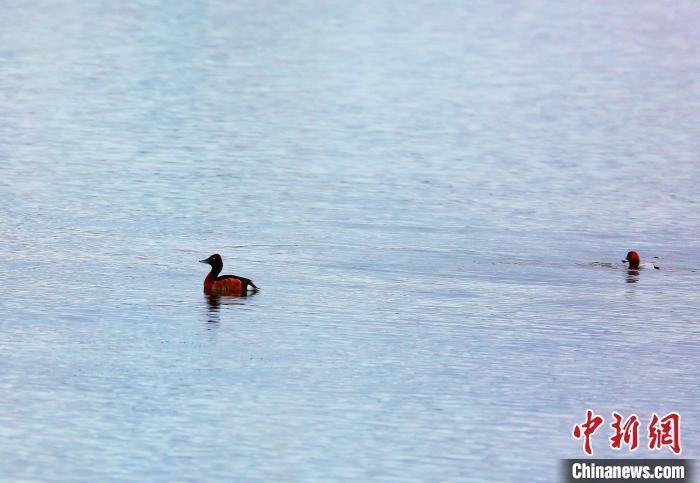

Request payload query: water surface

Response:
[1,1,699,481]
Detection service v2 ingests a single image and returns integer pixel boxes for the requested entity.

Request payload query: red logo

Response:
[572,409,605,455]
[572,410,682,456]
[609,412,640,451]
[648,412,681,455]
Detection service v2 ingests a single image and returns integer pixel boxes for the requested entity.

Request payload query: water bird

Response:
[199,253,258,295]
[622,251,659,270]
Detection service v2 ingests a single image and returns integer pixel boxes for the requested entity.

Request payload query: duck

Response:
[622,250,659,270]
[199,253,258,295]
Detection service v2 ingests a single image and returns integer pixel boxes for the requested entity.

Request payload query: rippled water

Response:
[1,1,699,481]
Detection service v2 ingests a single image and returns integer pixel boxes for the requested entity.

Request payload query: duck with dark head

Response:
[199,253,258,296]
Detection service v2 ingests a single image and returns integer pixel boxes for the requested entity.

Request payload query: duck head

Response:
[199,253,223,275]
[622,251,640,270]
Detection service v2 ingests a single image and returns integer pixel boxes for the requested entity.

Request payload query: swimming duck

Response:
[622,251,659,270]
[199,253,258,295]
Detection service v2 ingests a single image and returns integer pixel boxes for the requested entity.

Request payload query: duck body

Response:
[200,253,258,296]
[622,250,660,270]
[204,273,257,295]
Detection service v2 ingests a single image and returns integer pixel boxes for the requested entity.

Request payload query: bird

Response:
[199,253,258,295]
[622,250,659,270]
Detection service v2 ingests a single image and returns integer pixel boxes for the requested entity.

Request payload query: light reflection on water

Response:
[1,0,700,481]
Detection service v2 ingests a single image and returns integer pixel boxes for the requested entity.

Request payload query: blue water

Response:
[1,1,699,481]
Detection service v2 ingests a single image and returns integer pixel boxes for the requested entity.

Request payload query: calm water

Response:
[1,1,700,481]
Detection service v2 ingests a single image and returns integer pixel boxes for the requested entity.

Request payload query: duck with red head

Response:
[199,253,258,296]
[622,250,659,270]
[623,251,641,269]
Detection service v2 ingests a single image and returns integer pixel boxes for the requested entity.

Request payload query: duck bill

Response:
[199,258,210,264]
[622,259,629,263]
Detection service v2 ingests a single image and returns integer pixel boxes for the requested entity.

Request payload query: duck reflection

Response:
[205,294,222,328]
[625,269,640,284]
[203,293,253,329]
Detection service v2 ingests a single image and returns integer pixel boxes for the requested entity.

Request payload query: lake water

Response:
[1,1,699,481]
